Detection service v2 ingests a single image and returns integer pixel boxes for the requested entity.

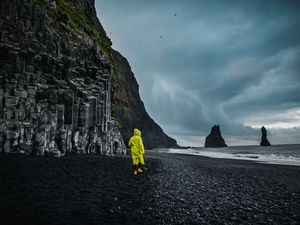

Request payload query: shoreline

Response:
[157,145,300,167]
[0,152,299,225]
[168,151,300,167]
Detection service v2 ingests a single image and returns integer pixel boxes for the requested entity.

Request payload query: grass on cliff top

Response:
[33,0,112,54]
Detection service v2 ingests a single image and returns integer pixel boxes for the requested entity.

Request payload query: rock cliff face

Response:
[204,125,227,148]
[0,0,177,155]
[111,50,178,149]
[260,126,271,146]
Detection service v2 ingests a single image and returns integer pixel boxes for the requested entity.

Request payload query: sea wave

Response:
[167,148,300,166]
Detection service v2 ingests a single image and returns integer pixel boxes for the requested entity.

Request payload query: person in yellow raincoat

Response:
[128,128,145,175]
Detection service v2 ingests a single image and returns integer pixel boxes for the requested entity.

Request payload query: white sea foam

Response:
[166,147,300,166]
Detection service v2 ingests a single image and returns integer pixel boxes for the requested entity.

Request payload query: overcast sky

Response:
[95,0,300,146]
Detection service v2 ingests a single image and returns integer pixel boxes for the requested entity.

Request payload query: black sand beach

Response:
[0,152,299,225]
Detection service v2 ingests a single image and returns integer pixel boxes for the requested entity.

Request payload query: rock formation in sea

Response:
[204,125,228,148]
[260,126,271,146]
[0,0,177,156]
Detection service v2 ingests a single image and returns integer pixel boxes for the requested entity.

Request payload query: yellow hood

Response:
[134,128,141,136]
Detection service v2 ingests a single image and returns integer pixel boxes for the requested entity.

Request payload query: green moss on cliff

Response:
[33,0,112,54]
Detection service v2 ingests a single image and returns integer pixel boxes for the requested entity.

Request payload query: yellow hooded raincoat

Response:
[128,128,145,165]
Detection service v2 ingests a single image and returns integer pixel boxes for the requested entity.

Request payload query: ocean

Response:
[162,144,300,166]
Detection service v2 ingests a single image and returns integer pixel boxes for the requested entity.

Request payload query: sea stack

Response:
[260,126,271,146]
[205,125,228,148]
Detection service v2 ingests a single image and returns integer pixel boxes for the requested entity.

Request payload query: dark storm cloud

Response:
[96,0,300,145]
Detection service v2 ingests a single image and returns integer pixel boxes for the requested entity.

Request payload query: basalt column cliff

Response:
[0,0,177,155]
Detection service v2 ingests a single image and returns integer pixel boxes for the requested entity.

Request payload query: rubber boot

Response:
[137,162,144,173]
[132,164,138,175]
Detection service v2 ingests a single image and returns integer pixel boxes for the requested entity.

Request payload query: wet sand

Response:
[0,152,299,225]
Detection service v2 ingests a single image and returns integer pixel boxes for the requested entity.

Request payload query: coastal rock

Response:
[0,0,177,154]
[204,125,227,148]
[260,126,271,146]
[111,50,178,149]
[0,0,125,156]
